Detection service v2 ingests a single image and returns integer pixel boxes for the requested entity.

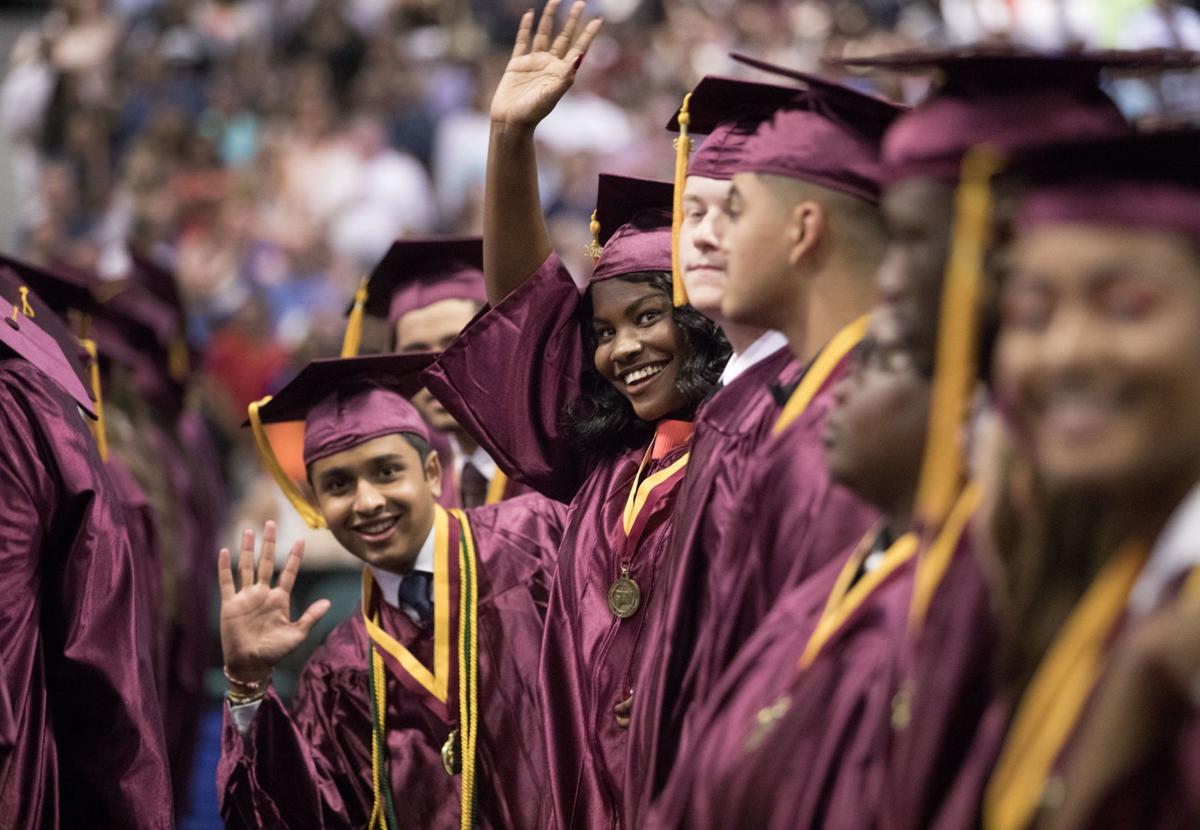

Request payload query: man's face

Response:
[876,177,956,368]
[310,434,442,573]
[719,172,797,330]
[394,297,480,433]
[678,175,733,318]
[996,224,1200,495]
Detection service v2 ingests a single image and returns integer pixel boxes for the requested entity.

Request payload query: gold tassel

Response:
[671,91,694,307]
[17,286,34,317]
[341,276,370,358]
[913,144,1005,530]
[584,210,603,263]
[168,335,190,382]
[78,337,109,462]
[247,396,327,529]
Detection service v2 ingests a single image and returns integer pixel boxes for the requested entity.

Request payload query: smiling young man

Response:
[345,237,528,508]
[216,353,565,829]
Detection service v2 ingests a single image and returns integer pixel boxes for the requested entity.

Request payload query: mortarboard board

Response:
[341,237,486,357]
[665,74,802,304]
[246,352,437,528]
[830,48,1200,183]
[0,255,97,418]
[728,53,906,203]
[587,174,675,286]
[1009,127,1200,241]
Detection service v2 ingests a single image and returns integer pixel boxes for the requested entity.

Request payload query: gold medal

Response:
[441,727,461,775]
[608,566,641,619]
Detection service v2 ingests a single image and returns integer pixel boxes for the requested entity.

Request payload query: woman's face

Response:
[824,312,930,511]
[590,278,690,422]
[996,223,1200,495]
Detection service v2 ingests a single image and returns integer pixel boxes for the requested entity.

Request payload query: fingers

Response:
[218,548,235,603]
[295,598,332,637]
[550,0,585,58]
[511,8,534,59]
[257,520,278,586]
[237,528,255,592]
[531,0,560,53]
[564,17,603,66]
[276,539,307,595]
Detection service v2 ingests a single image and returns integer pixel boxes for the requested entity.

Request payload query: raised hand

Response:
[490,0,603,129]
[217,521,331,684]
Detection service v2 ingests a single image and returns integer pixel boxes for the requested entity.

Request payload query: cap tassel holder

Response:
[913,144,1005,531]
[341,276,370,358]
[671,92,694,307]
[77,332,109,462]
[247,396,327,529]
[584,210,603,263]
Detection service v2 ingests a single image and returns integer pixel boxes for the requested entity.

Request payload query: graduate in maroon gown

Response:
[343,236,529,507]
[422,6,730,826]
[831,48,1192,830]
[0,263,174,828]
[647,309,981,828]
[980,127,1200,830]
[217,352,565,829]
[622,75,805,824]
[668,54,904,729]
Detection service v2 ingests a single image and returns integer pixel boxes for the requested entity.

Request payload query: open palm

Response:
[218,522,331,682]
[490,0,603,127]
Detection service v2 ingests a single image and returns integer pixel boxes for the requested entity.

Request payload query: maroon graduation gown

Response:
[678,347,878,734]
[218,495,565,829]
[0,357,174,829]
[424,253,694,829]
[624,343,798,824]
[880,523,999,830]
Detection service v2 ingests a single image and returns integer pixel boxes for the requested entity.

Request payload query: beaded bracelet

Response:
[223,665,270,692]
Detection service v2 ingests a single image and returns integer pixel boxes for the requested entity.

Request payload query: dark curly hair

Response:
[563,271,730,458]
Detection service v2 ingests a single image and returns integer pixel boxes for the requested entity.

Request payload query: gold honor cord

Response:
[341,276,370,358]
[983,540,1149,830]
[907,483,983,635]
[773,315,870,435]
[914,144,1005,531]
[247,397,327,529]
[484,470,508,506]
[799,530,918,670]
[671,91,694,307]
[449,509,480,830]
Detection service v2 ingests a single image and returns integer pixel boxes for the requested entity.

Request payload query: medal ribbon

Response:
[366,507,481,829]
[799,528,918,670]
[772,315,869,435]
[983,539,1149,830]
[907,483,983,634]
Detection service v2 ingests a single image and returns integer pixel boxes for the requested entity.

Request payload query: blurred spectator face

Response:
[876,177,955,368]
[394,298,481,433]
[679,174,731,319]
[996,225,1200,495]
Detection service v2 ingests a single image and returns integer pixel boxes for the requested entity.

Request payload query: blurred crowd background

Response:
[0,0,1197,825]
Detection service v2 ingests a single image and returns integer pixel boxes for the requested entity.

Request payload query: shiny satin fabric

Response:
[648,532,915,829]
[676,350,878,732]
[624,343,797,825]
[424,253,693,829]
[218,495,564,829]
[0,357,174,829]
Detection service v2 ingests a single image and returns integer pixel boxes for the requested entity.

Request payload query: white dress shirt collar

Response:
[1129,480,1200,615]
[368,519,436,611]
[719,330,789,386]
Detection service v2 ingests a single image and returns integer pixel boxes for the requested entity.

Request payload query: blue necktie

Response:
[397,571,434,629]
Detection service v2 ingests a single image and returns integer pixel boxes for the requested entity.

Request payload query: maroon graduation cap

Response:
[1011,126,1200,241]
[829,48,1200,183]
[726,53,906,204]
[356,237,487,326]
[246,351,438,528]
[588,174,675,284]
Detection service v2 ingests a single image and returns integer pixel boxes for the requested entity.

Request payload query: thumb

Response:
[295,598,333,637]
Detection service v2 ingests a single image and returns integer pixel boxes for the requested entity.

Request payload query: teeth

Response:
[624,364,665,385]
[358,518,397,534]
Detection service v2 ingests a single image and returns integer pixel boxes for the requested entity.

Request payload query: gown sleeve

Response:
[423,252,589,504]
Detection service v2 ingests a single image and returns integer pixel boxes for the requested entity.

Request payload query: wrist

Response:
[224,663,272,693]
[489,119,537,142]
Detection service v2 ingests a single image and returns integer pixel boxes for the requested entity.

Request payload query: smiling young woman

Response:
[420,4,731,827]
